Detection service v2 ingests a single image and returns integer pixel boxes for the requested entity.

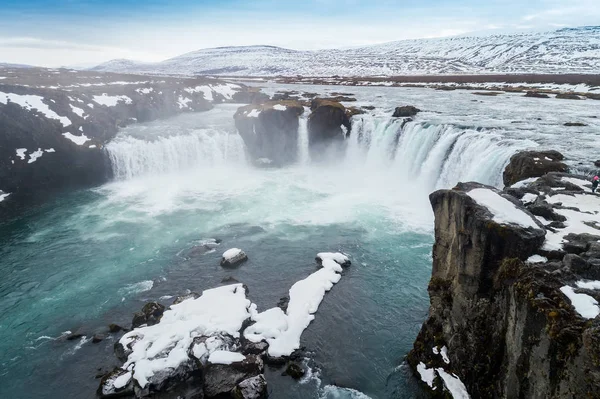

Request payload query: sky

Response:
[0,0,598,67]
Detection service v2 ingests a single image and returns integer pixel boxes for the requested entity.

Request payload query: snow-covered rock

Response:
[221,248,248,267]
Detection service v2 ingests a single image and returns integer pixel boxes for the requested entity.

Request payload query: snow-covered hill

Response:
[93,26,600,76]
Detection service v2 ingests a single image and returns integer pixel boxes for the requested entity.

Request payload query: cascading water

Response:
[297,112,310,165]
[348,114,536,190]
[107,128,246,180]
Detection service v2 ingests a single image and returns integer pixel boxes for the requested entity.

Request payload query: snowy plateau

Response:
[92,26,600,77]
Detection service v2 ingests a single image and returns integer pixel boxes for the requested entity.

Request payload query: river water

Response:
[0,85,598,398]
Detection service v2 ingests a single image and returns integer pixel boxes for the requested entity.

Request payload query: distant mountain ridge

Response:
[92,26,600,76]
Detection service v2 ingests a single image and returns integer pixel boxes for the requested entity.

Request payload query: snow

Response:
[0,192,10,202]
[417,362,436,389]
[136,88,153,94]
[440,346,450,364]
[92,26,600,77]
[510,177,538,189]
[561,177,591,191]
[560,286,600,319]
[223,248,243,260]
[69,104,86,118]
[246,109,261,118]
[119,284,252,388]
[467,188,539,229]
[273,104,287,111]
[244,252,346,357]
[576,280,600,290]
[28,148,44,163]
[89,145,97,149]
[185,85,213,101]
[317,252,349,265]
[208,350,246,365]
[63,132,90,145]
[16,148,27,160]
[520,193,538,205]
[113,371,132,389]
[0,92,71,126]
[543,194,600,251]
[177,96,192,109]
[527,255,548,264]
[93,94,133,107]
[437,368,471,399]
[45,148,55,153]
[210,83,239,100]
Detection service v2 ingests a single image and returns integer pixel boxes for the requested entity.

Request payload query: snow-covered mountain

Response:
[93,26,600,76]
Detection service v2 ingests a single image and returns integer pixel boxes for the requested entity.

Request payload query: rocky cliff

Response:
[0,66,258,220]
[408,166,600,397]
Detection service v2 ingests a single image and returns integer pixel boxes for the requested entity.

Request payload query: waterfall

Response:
[107,129,246,180]
[347,115,536,189]
[297,113,310,165]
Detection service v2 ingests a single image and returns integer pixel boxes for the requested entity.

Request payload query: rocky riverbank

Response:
[408,151,600,397]
[0,66,263,220]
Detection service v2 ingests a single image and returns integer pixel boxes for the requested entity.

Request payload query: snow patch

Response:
[208,350,245,365]
[510,177,538,189]
[417,362,436,389]
[520,193,538,205]
[177,96,192,109]
[0,92,71,126]
[28,148,44,163]
[437,368,471,399]
[527,255,548,264]
[0,192,10,202]
[560,286,600,319]
[273,104,287,111]
[45,148,55,153]
[467,188,539,229]
[93,94,133,107]
[69,104,86,118]
[244,252,347,357]
[16,148,27,160]
[210,83,239,100]
[576,280,600,290]
[246,109,261,118]
[63,132,90,146]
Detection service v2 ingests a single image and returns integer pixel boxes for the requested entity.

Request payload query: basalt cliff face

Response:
[409,164,600,397]
[0,67,257,220]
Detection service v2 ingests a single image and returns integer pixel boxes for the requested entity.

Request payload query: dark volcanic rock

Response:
[307,98,352,160]
[503,150,568,187]
[564,122,588,127]
[131,302,165,329]
[98,368,134,398]
[556,93,582,100]
[108,324,125,333]
[524,91,550,98]
[234,100,304,166]
[232,374,267,399]
[408,177,600,398]
[392,105,420,117]
[92,334,106,344]
[203,355,264,397]
[283,362,305,379]
[220,248,249,268]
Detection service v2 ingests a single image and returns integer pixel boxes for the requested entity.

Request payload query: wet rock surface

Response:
[409,171,600,398]
[307,98,353,160]
[392,105,420,117]
[234,100,304,166]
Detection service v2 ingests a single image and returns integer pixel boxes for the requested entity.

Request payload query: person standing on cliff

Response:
[592,176,599,193]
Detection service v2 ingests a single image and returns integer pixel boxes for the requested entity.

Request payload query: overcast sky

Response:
[1,0,598,67]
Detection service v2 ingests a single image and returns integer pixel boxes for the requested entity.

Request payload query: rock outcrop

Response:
[409,175,600,398]
[307,98,352,160]
[392,105,420,117]
[503,150,568,187]
[234,100,304,166]
[0,66,262,220]
[524,91,550,98]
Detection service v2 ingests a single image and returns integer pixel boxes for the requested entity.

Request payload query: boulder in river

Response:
[556,93,582,100]
[131,302,165,329]
[203,354,264,397]
[502,150,568,187]
[220,248,248,267]
[524,91,550,98]
[234,100,304,166]
[231,374,267,399]
[564,122,587,127]
[307,98,352,159]
[392,105,420,117]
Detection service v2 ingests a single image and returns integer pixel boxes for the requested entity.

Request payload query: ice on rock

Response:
[247,109,261,118]
[63,132,90,146]
[208,350,246,365]
[527,255,548,264]
[16,148,27,160]
[467,188,539,229]
[436,368,471,399]
[560,286,600,319]
[417,362,436,389]
[118,284,253,388]
[221,248,248,267]
[244,252,347,358]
